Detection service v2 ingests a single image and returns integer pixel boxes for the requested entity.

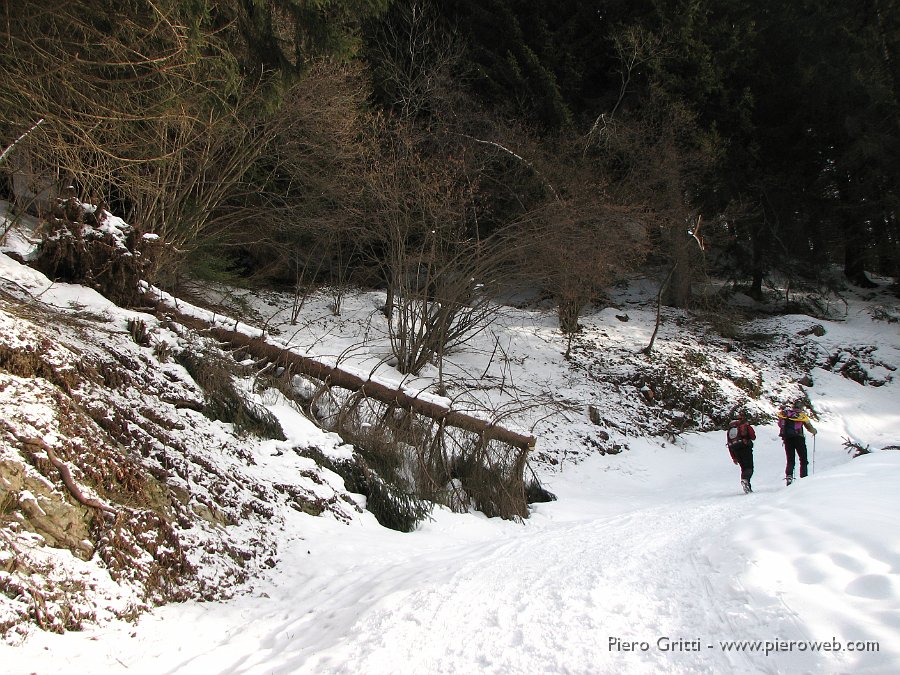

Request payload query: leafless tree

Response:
[365,0,462,119]
[209,60,374,290]
[586,23,722,325]
[0,0,281,288]
[490,126,650,347]
[360,118,523,378]
[2,1,195,202]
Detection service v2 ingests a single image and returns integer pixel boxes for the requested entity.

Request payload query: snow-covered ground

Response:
[2,207,899,673]
[6,431,899,674]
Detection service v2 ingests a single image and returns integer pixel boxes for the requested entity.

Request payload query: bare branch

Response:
[0,118,44,167]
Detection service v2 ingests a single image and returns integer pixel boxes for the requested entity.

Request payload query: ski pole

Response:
[812,433,816,474]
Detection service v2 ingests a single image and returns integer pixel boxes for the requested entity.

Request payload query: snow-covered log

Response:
[160,306,537,453]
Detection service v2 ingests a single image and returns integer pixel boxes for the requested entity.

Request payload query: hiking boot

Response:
[741,479,752,494]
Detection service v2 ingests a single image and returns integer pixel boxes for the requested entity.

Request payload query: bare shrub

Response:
[215,60,373,290]
[286,380,531,526]
[0,1,281,291]
[152,340,173,363]
[336,394,531,522]
[527,200,647,337]
[843,437,871,457]
[364,0,462,119]
[176,350,286,441]
[362,118,525,377]
[512,132,650,351]
[127,319,151,347]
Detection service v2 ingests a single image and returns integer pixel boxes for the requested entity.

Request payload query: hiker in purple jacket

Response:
[778,403,817,485]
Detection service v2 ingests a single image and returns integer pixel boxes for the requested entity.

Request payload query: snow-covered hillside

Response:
[1,211,899,673]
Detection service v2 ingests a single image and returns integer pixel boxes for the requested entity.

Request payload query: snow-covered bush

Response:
[34,197,158,306]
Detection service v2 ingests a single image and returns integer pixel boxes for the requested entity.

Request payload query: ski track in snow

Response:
[161,511,743,674]
[145,462,834,675]
[295,504,746,675]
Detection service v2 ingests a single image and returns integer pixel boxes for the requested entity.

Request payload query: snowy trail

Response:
[9,433,897,675]
[157,504,758,675]
[283,498,825,675]
[148,436,828,675]
[295,503,745,675]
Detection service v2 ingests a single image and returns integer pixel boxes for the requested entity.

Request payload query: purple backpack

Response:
[781,409,802,437]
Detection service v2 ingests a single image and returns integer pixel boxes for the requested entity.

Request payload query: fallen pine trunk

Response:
[157,304,537,453]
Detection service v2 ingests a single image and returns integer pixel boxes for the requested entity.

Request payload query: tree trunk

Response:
[749,216,764,301]
[842,213,876,287]
[662,226,693,308]
[158,303,537,452]
[642,264,676,355]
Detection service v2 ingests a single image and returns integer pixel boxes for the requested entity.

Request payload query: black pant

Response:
[733,445,754,482]
[783,436,808,478]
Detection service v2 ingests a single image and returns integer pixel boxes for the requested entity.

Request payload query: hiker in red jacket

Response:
[726,411,756,494]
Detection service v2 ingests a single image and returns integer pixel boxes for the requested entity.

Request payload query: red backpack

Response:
[727,421,753,449]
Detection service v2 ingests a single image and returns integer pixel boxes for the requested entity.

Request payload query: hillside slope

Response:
[0,253,364,640]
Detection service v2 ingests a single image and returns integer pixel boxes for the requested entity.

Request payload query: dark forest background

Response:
[3,0,899,326]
